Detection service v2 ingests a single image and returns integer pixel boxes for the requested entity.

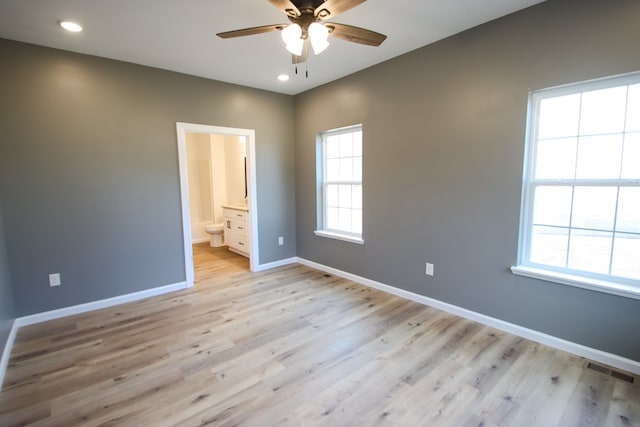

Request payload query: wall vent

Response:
[586,362,635,384]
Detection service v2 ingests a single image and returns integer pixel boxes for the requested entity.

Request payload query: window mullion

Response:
[324,180,362,186]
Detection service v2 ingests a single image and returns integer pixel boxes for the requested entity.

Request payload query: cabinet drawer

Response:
[230,235,247,250]
[223,209,247,221]
[225,219,246,236]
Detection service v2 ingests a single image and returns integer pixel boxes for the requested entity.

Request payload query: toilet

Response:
[205,223,225,247]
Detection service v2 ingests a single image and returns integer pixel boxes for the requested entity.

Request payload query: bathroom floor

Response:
[192,242,250,285]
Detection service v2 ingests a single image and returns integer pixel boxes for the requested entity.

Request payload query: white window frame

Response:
[512,72,640,300]
[314,124,364,245]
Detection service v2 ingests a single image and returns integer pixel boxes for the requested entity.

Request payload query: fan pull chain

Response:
[292,64,309,78]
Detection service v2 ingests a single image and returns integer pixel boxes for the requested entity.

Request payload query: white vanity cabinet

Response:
[223,206,249,257]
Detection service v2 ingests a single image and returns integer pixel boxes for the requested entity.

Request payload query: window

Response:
[315,124,363,244]
[513,72,640,299]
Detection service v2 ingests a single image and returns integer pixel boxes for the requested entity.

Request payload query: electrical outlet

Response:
[49,273,61,287]
[425,262,434,276]
[278,236,284,246]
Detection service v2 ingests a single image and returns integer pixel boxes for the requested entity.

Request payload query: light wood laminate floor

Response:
[0,243,638,426]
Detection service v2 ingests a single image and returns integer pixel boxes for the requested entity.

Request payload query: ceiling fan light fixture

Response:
[285,39,304,56]
[309,22,329,54]
[281,23,302,45]
[281,23,304,55]
[308,22,328,40]
[311,37,329,55]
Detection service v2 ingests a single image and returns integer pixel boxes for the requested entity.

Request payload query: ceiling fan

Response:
[217,0,387,64]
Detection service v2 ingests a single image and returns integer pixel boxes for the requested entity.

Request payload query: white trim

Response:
[176,123,195,288]
[511,265,640,301]
[296,258,640,375]
[253,257,297,272]
[191,237,210,244]
[246,131,259,272]
[314,230,364,245]
[176,123,259,282]
[16,281,187,327]
[0,320,18,389]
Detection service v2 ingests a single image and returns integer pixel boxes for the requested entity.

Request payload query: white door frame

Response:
[176,122,259,286]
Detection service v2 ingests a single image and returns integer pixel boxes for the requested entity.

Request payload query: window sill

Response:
[314,230,364,245]
[511,265,640,301]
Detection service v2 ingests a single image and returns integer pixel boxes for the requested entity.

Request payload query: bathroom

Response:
[185,132,247,248]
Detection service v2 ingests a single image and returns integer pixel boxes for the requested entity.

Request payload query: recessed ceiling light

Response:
[58,20,83,32]
[277,74,290,82]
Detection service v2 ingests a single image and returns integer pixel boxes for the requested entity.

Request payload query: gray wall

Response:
[0,39,296,316]
[294,0,640,361]
[0,201,16,355]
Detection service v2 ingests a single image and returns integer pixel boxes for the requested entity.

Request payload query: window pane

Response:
[621,132,640,179]
[339,158,353,181]
[338,184,352,209]
[538,94,580,139]
[611,233,640,280]
[353,131,362,156]
[353,157,362,181]
[326,185,338,207]
[326,158,339,181]
[530,226,568,267]
[352,209,362,235]
[626,84,640,132]
[535,138,576,179]
[575,134,623,179]
[571,187,617,231]
[338,208,351,232]
[567,229,612,274]
[579,86,627,135]
[326,135,340,158]
[352,185,362,210]
[339,133,353,157]
[327,207,339,230]
[533,186,572,227]
[616,187,640,233]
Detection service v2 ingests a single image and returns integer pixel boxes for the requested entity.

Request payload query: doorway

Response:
[176,123,259,287]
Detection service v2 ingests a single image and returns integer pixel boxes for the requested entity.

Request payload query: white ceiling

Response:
[0,0,546,95]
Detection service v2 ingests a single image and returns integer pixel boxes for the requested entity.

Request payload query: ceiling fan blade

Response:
[267,0,301,17]
[315,0,367,19]
[292,39,309,64]
[326,22,386,46]
[217,24,286,39]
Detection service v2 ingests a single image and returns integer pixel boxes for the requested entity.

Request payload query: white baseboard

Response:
[253,257,298,272]
[296,258,640,375]
[16,281,188,327]
[192,238,210,244]
[0,319,19,390]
